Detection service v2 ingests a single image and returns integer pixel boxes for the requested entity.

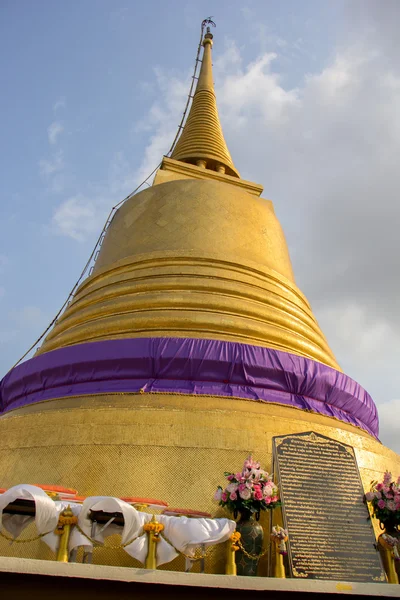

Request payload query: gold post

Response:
[55,506,77,563]
[225,531,240,575]
[379,537,399,584]
[274,549,286,579]
[144,515,164,570]
[271,526,287,579]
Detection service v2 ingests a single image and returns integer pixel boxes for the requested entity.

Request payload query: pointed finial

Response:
[171,19,240,178]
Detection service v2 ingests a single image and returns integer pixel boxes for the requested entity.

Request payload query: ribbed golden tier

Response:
[171,35,239,177]
[171,89,239,176]
[37,179,338,369]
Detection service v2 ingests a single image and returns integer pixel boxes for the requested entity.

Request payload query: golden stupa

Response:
[0,25,399,575]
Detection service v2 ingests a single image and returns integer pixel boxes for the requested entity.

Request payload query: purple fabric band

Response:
[0,337,378,437]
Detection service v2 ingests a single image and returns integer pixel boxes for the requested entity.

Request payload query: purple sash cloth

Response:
[0,337,378,437]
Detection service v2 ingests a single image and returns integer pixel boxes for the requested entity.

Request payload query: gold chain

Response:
[74,523,211,559]
[158,529,210,560]
[0,529,53,543]
[0,522,255,563]
[237,538,268,560]
[74,523,140,550]
[180,546,210,560]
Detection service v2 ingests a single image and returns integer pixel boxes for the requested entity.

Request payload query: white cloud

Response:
[317,303,398,364]
[377,399,400,454]
[50,150,139,242]
[133,67,190,182]
[51,195,103,242]
[47,121,64,145]
[217,51,300,127]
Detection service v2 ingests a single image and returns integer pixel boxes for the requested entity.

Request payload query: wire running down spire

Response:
[8,18,228,370]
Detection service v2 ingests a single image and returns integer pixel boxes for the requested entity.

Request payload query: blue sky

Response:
[2,1,400,451]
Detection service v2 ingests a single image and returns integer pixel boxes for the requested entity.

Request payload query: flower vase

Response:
[235,510,264,576]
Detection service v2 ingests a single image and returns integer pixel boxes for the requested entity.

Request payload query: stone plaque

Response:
[273,431,386,582]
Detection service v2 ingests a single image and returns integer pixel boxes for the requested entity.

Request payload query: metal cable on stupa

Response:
[9,18,216,371]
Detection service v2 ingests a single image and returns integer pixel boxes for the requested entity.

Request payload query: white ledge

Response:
[0,557,399,597]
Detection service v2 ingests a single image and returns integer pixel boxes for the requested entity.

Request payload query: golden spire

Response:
[171,27,240,178]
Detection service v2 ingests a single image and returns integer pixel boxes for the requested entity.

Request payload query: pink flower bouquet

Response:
[214,455,281,517]
[365,471,400,529]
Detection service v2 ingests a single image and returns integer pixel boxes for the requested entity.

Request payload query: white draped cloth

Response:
[159,514,235,556]
[71,496,236,566]
[0,484,58,540]
[69,496,176,566]
[0,487,236,566]
[69,496,141,552]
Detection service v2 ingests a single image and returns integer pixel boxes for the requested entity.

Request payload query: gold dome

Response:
[35,28,339,368]
[38,178,338,369]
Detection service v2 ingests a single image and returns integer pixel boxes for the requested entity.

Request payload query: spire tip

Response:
[171,16,240,178]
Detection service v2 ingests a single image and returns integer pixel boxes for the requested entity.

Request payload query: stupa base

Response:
[0,394,399,566]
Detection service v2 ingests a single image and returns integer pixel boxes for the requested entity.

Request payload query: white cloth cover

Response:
[0,484,58,539]
[159,515,235,557]
[123,515,235,566]
[69,496,142,553]
[1,514,33,540]
[0,488,236,566]
[68,496,235,567]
